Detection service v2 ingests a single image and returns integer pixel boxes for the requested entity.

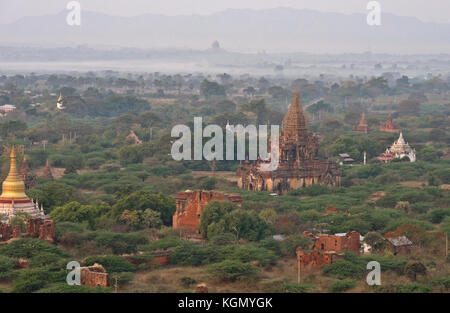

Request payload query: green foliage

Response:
[13,267,66,293]
[0,256,17,282]
[112,191,175,226]
[180,276,198,287]
[280,235,312,257]
[329,279,356,293]
[0,238,68,259]
[36,283,113,293]
[169,242,277,267]
[431,276,450,291]
[84,255,136,273]
[199,200,238,236]
[27,182,77,212]
[207,209,270,241]
[272,283,314,293]
[138,236,182,252]
[208,260,258,282]
[427,208,450,224]
[199,177,218,190]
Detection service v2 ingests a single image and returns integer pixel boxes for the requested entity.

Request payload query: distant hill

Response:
[1,7,450,53]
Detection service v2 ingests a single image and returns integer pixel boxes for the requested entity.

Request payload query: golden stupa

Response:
[0,146,28,200]
[0,146,44,218]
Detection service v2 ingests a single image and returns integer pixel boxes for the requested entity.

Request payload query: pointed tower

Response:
[42,160,53,179]
[356,113,368,134]
[380,114,399,132]
[0,146,28,200]
[282,92,309,143]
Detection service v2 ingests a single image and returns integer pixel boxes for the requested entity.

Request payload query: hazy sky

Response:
[1,0,450,24]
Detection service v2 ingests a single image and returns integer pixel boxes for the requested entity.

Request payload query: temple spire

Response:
[282,92,308,141]
[0,146,28,200]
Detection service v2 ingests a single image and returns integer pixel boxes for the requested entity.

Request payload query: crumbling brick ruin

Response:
[312,231,360,254]
[81,263,109,287]
[0,222,12,242]
[0,218,55,243]
[27,218,55,243]
[296,231,361,269]
[173,190,243,233]
[296,247,344,269]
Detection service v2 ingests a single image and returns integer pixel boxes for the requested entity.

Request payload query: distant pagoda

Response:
[0,146,44,219]
[355,113,368,134]
[42,160,53,179]
[380,114,400,132]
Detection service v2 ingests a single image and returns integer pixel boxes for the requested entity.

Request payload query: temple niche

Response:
[237,93,341,195]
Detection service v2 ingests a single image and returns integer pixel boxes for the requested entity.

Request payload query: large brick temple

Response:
[237,93,341,194]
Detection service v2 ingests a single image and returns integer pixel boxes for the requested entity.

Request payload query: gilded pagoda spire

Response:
[0,146,28,200]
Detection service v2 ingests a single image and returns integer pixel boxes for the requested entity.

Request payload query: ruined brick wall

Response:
[313,231,360,254]
[296,247,345,269]
[26,218,43,238]
[0,222,12,242]
[173,190,243,233]
[38,220,55,243]
[26,218,55,243]
[81,264,109,287]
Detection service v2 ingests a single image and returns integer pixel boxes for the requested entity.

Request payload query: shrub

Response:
[273,283,314,293]
[138,236,182,252]
[0,256,17,282]
[36,283,112,293]
[431,276,450,291]
[0,238,68,259]
[180,277,198,287]
[109,272,135,285]
[322,260,364,279]
[84,255,136,273]
[208,260,259,282]
[329,279,356,293]
[13,267,66,293]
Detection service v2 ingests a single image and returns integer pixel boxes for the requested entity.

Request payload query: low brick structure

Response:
[296,247,344,269]
[27,218,55,243]
[0,222,12,242]
[296,231,361,269]
[0,218,55,243]
[81,263,109,287]
[312,231,361,254]
[173,190,243,233]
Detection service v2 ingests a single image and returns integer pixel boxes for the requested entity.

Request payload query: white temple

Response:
[385,132,416,162]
